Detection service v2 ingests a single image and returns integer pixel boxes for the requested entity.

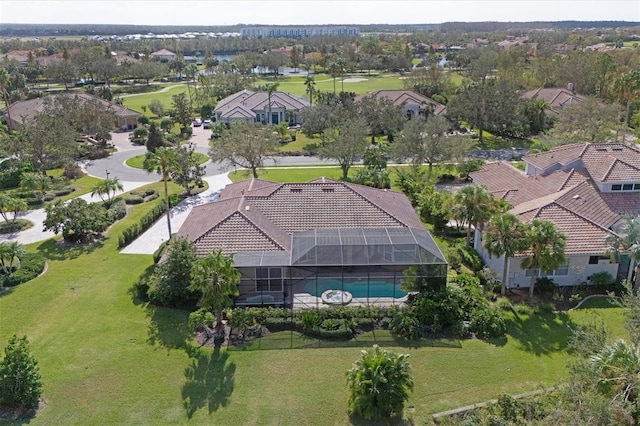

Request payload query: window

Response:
[524,264,569,277]
[635,184,640,190]
[612,184,622,191]
[589,255,609,264]
[623,184,634,191]
[255,267,283,292]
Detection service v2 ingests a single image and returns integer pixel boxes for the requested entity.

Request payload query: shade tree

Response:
[318,117,369,180]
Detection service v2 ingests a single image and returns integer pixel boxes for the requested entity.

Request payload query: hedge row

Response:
[118,202,166,248]
[3,253,46,287]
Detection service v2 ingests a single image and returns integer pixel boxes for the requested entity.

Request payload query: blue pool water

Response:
[304,279,407,298]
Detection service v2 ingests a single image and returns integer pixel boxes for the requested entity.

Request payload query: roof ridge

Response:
[237,210,287,250]
[342,181,405,226]
[551,202,619,235]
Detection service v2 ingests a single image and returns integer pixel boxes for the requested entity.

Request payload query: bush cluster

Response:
[3,254,46,287]
[118,202,166,248]
[390,273,506,340]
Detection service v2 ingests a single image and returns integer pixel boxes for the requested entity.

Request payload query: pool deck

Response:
[291,292,408,309]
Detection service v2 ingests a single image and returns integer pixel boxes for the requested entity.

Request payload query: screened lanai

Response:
[233,227,448,309]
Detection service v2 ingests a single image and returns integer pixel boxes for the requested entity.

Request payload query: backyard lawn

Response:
[0,174,629,424]
[122,84,191,113]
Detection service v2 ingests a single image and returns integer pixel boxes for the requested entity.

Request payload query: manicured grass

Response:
[0,169,102,205]
[0,169,631,423]
[122,84,190,113]
[256,73,405,97]
[229,166,355,183]
[125,152,209,169]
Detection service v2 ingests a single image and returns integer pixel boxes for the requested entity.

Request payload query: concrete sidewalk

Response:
[120,173,232,254]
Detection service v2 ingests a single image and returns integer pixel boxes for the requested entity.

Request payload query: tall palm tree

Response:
[483,213,528,296]
[328,62,339,94]
[189,250,240,335]
[608,215,640,294]
[144,147,176,239]
[612,71,640,143]
[91,177,123,206]
[304,75,315,106]
[336,57,347,93]
[453,184,496,245]
[0,68,13,132]
[521,219,567,299]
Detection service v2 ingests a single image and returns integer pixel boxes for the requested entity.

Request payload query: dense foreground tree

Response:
[318,118,369,180]
[393,115,452,171]
[43,198,109,243]
[608,215,640,294]
[209,121,280,179]
[0,334,42,410]
[147,238,198,308]
[346,345,413,421]
[549,96,622,143]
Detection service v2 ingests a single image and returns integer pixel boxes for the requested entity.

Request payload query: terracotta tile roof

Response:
[355,90,446,116]
[520,88,586,114]
[523,143,589,171]
[176,178,425,257]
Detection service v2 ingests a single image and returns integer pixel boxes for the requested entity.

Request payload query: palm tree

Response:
[189,249,240,337]
[144,147,176,239]
[304,75,315,106]
[184,63,199,111]
[453,184,496,245]
[608,215,640,294]
[483,213,529,296]
[521,219,567,299]
[0,68,13,132]
[91,177,123,206]
[336,57,347,93]
[589,339,640,418]
[265,82,279,125]
[20,172,51,202]
[328,62,339,94]
[0,241,25,275]
[612,71,640,142]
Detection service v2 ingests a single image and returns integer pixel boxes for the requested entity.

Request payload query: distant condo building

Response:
[241,26,359,38]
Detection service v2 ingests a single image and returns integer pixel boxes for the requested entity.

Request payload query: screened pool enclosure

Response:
[232,227,448,309]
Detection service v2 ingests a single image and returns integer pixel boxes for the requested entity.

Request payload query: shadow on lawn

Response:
[182,345,235,419]
[145,304,191,351]
[505,310,575,356]
[35,238,104,261]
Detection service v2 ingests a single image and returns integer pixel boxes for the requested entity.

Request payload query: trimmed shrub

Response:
[390,309,422,340]
[0,335,43,409]
[3,253,46,287]
[118,202,166,248]
[123,194,144,205]
[106,199,126,222]
[188,308,214,332]
[53,188,75,197]
[469,307,506,339]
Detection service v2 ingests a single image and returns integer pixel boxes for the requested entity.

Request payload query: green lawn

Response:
[0,172,631,424]
[257,73,406,97]
[122,84,191,114]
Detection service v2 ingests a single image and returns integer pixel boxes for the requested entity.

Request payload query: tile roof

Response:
[176,178,425,256]
[214,90,310,121]
[4,93,139,126]
[355,90,446,116]
[520,87,586,114]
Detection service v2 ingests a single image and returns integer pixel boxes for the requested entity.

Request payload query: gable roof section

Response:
[521,87,586,114]
[214,90,310,120]
[355,90,446,115]
[176,178,426,257]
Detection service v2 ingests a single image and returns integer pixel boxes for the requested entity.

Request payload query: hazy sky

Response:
[1,0,639,26]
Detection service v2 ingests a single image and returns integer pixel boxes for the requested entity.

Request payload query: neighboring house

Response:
[470,143,640,290]
[355,90,446,119]
[214,89,310,126]
[2,93,140,131]
[521,85,586,115]
[175,178,448,307]
[149,49,177,61]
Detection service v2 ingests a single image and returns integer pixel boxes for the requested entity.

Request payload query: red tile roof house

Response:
[520,85,586,115]
[2,93,140,131]
[175,178,448,307]
[470,143,640,291]
[214,89,310,126]
[355,90,447,120]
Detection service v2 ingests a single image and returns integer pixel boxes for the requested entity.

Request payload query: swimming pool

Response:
[303,279,407,299]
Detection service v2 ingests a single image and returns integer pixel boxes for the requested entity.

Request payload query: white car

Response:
[203,119,212,129]
[193,119,202,127]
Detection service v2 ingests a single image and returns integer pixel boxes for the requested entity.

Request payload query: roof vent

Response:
[245,205,250,211]
[322,188,334,193]
[596,148,607,152]
[573,195,580,199]
[290,188,302,193]
[613,148,623,152]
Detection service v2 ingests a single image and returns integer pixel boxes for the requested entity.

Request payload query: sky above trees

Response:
[1,0,638,26]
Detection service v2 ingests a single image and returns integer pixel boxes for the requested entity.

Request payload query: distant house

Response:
[214,89,310,126]
[355,90,446,119]
[150,49,177,61]
[2,93,140,131]
[520,85,586,115]
[470,143,640,290]
[175,177,448,307]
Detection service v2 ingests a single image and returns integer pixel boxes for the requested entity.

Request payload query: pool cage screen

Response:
[227,228,448,350]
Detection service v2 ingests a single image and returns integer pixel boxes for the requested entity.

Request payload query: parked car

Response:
[193,118,202,127]
[203,119,211,129]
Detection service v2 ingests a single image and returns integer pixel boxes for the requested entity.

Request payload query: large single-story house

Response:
[470,142,640,289]
[175,178,448,307]
[214,90,310,126]
[520,85,586,115]
[2,93,140,131]
[149,49,177,61]
[355,90,446,119]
